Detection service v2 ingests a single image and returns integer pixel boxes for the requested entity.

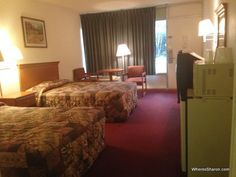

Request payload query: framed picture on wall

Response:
[21,16,47,48]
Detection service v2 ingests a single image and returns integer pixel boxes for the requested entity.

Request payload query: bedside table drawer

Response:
[15,95,36,107]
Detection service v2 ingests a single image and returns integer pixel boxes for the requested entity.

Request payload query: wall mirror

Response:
[215,3,227,47]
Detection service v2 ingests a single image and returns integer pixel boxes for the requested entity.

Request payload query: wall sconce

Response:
[116,44,131,70]
[198,19,214,42]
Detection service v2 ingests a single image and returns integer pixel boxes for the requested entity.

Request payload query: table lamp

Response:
[0,46,23,96]
[1,46,23,62]
[116,44,131,70]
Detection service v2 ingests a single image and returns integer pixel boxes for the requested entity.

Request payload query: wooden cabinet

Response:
[0,92,36,107]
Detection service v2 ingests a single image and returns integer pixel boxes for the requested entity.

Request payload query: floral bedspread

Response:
[30,80,138,122]
[0,105,105,177]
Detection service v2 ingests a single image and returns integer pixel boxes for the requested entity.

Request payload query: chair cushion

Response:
[126,77,143,83]
[127,66,144,77]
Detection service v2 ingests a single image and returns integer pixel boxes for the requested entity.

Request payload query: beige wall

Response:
[0,0,83,95]
[203,1,236,176]
[167,2,202,88]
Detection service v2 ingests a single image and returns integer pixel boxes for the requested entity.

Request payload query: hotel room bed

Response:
[29,80,137,122]
[0,103,105,177]
[18,62,138,122]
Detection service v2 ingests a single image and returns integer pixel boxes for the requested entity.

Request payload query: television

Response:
[176,51,203,102]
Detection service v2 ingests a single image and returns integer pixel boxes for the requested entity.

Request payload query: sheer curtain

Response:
[80,7,156,74]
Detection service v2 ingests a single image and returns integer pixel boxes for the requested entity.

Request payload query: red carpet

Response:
[85,89,181,177]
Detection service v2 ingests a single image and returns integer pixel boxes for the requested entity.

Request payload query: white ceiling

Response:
[35,0,201,14]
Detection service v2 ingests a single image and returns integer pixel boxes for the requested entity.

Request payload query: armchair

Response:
[123,65,147,96]
[73,68,97,82]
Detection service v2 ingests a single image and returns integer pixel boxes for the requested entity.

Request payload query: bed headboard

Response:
[18,61,59,91]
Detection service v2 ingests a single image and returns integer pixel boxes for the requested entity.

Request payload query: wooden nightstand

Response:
[0,92,36,107]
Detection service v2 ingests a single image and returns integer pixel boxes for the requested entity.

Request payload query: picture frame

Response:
[215,3,227,47]
[21,16,47,48]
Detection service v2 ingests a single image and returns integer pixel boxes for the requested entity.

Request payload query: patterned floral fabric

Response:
[27,79,71,105]
[32,81,138,122]
[0,105,105,177]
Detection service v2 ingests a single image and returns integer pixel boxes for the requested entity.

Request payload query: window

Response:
[155,20,167,74]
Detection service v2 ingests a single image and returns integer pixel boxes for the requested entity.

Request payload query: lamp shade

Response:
[116,44,131,57]
[214,47,233,64]
[198,19,214,36]
[1,46,23,61]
